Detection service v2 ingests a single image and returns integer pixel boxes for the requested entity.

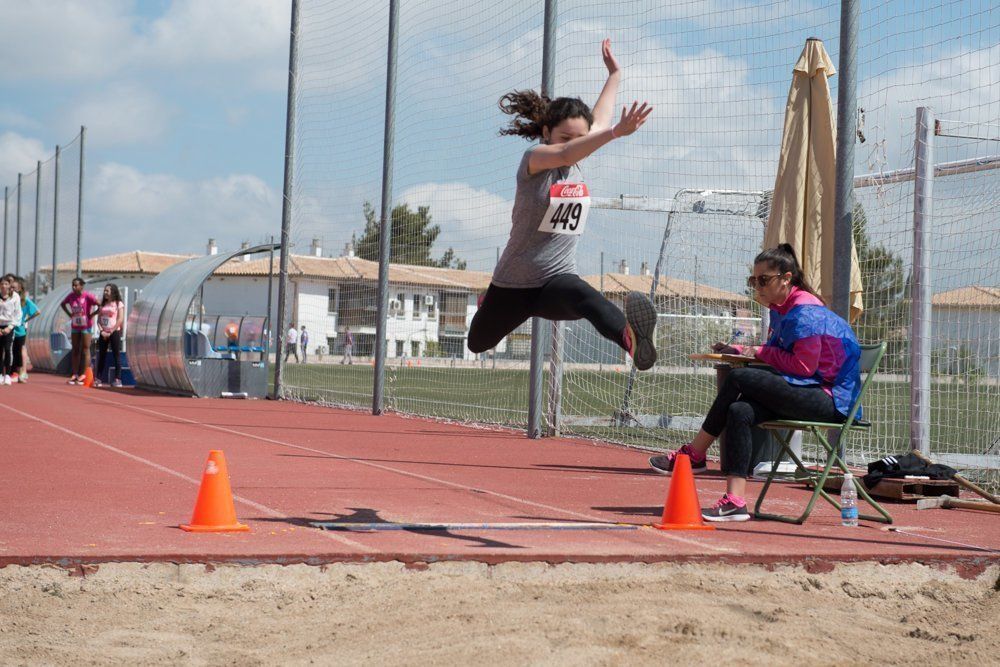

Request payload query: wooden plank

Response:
[812,476,961,501]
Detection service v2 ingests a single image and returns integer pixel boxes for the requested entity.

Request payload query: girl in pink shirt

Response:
[94,283,125,388]
[60,277,101,385]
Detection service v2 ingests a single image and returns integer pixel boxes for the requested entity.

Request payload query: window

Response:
[395,340,404,357]
[327,288,337,314]
[396,293,406,319]
[412,294,421,320]
[411,341,420,357]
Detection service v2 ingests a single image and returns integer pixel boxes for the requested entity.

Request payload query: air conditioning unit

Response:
[388,298,403,314]
[424,294,435,307]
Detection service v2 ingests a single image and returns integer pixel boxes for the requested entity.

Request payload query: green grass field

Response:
[281,362,999,473]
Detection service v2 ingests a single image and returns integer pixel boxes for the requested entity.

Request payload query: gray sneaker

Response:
[625,291,657,371]
[702,494,751,522]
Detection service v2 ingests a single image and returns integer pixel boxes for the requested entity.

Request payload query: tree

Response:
[355,202,466,270]
[851,202,910,371]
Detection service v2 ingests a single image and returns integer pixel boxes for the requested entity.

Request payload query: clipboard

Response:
[689,353,762,366]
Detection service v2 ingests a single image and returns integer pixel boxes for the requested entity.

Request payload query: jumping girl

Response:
[94,283,125,388]
[61,277,100,385]
[468,39,658,371]
[649,244,864,522]
[0,275,22,385]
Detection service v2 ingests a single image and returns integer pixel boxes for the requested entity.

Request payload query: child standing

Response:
[0,275,22,385]
[60,277,100,385]
[94,283,126,388]
[11,277,38,383]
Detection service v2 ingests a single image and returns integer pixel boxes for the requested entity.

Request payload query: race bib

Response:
[538,182,590,235]
[99,316,111,328]
[72,315,87,328]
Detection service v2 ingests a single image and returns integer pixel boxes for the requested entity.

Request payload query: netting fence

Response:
[0,129,85,297]
[277,0,999,489]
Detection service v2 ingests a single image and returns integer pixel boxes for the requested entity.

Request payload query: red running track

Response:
[1,374,997,571]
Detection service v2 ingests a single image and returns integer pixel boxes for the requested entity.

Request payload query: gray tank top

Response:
[491,150,583,288]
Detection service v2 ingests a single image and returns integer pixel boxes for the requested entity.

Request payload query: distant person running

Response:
[11,277,38,383]
[0,275,22,386]
[467,39,658,370]
[94,283,125,388]
[61,277,100,385]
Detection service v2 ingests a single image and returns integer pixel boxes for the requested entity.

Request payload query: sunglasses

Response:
[746,274,784,289]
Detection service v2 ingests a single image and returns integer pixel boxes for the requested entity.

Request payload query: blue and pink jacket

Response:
[733,287,862,418]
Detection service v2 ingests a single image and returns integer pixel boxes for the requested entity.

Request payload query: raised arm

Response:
[591,39,621,131]
[528,101,653,172]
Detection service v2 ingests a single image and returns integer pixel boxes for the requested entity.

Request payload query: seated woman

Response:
[649,243,863,522]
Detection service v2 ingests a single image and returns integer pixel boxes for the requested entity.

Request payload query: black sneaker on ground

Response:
[701,495,751,522]
[648,447,708,475]
[625,291,657,371]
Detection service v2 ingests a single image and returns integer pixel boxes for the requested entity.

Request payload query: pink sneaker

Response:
[648,444,708,475]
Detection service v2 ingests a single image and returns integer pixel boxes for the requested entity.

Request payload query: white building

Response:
[931,286,1000,377]
[56,239,493,361]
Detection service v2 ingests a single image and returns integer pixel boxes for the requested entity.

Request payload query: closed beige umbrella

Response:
[763,38,863,321]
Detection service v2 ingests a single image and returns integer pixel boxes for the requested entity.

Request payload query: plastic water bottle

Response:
[841,472,859,527]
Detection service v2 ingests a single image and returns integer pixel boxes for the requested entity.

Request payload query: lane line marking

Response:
[78,391,732,553]
[0,401,374,552]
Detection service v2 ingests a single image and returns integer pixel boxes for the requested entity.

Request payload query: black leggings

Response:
[468,274,627,354]
[13,334,26,370]
[704,367,844,477]
[97,331,122,381]
[0,330,12,375]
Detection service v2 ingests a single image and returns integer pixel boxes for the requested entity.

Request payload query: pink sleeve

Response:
[61,293,73,306]
[755,335,822,378]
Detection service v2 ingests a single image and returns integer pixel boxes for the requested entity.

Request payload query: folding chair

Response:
[753,341,893,525]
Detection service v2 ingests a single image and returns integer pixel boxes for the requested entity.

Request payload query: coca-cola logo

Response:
[558,183,586,198]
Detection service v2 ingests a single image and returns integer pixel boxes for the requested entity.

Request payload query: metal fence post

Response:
[76,126,85,277]
[33,162,41,295]
[373,0,399,416]
[911,107,934,456]
[16,173,22,275]
[529,0,558,439]
[2,187,8,275]
[52,146,60,291]
[547,321,564,436]
[273,0,300,399]
[832,0,859,458]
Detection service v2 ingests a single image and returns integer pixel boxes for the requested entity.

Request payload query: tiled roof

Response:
[58,251,195,274]
[581,272,749,304]
[66,251,493,291]
[932,286,1000,309]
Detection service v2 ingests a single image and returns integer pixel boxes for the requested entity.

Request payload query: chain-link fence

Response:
[275,0,999,489]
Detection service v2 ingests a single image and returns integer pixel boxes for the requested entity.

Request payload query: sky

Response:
[0,0,996,292]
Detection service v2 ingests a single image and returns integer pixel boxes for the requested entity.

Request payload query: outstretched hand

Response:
[601,38,620,75]
[612,101,653,138]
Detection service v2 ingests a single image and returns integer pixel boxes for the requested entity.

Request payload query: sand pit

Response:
[1,561,997,665]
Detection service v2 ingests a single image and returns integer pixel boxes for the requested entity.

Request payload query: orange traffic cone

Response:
[181,450,249,532]
[83,367,94,388]
[653,454,715,531]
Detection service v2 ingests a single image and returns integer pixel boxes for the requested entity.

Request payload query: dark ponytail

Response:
[498,90,593,140]
[754,243,823,302]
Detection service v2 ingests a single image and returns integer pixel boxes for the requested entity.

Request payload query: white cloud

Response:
[0,132,48,187]
[398,182,513,268]
[0,0,291,88]
[62,83,173,147]
[0,0,137,83]
[87,162,280,255]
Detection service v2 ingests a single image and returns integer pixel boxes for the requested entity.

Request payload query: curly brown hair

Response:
[498,90,593,140]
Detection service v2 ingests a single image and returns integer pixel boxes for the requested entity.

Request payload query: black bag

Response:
[863,453,956,489]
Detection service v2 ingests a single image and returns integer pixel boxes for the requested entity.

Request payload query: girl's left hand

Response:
[602,38,620,75]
